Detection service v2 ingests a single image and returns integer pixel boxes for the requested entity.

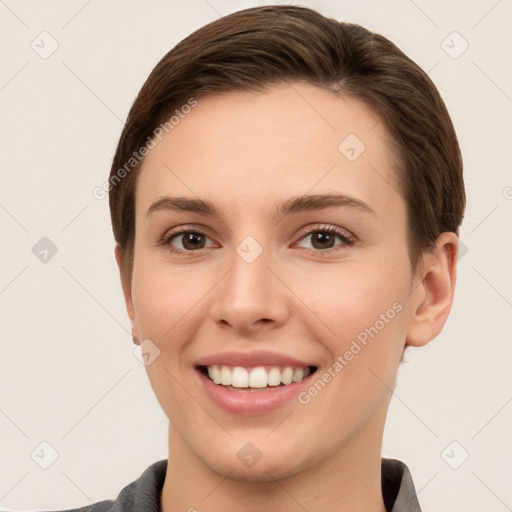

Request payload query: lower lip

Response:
[196,368,314,414]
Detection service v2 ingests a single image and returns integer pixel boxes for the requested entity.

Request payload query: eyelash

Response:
[160,224,355,257]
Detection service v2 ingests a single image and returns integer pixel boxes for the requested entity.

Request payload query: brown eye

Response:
[162,229,215,252]
[180,232,206,250]
[294,226,355,254]
[309,231,337,250]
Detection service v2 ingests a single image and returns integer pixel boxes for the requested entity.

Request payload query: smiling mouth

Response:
[197,364,318,391]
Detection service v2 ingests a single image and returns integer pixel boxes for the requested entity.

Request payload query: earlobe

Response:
[406,232,459,347]
[114,243,140,343]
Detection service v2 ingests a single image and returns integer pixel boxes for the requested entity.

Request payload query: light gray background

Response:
[1,1,511,510]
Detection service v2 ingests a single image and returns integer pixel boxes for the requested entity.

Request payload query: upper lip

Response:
[195,350,316,368]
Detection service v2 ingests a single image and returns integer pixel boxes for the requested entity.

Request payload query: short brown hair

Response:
[109,5,465,274]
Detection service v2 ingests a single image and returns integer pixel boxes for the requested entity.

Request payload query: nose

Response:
[209,241,291,335]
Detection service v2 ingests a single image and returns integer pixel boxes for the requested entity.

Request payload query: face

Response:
[120,82,434,481]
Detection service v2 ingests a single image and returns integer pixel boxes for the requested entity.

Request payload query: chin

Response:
[207,454,306,483]
[195,438,314,483]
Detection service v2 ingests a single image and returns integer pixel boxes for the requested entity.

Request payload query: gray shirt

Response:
[41,458,422,512]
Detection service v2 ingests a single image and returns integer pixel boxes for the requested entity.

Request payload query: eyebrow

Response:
[146,193,376,220]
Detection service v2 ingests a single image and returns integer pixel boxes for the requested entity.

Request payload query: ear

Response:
[115,243,140,343]
[406,232,459,347]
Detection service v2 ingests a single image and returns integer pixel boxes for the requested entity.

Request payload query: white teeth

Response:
[232,366,249,387]
[267,367,281,386]
[220,366,232,386]
[208,365,222,384]
[281,367,293,385]
[292,368,304,382]
[204,364,312,388]
[249,367,268,388]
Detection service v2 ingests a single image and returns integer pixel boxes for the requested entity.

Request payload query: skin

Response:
[115,82,458,512]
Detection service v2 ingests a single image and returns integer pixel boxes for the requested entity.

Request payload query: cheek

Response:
[289,257,410,408]
[132,276,173,340]
[130,252,220,356]
[293,259,409,341]
[130,259,207,419]
[296,267,408,415]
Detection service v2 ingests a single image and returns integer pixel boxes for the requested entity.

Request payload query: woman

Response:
[49,5,465,511]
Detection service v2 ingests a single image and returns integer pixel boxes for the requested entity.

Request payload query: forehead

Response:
[135,82,402,219]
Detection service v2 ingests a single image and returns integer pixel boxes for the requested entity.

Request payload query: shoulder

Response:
[15,459,168,512]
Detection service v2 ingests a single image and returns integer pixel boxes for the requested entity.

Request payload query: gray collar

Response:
[382,458,422,511]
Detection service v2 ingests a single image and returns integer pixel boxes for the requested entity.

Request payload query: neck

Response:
[161,420,387,512]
